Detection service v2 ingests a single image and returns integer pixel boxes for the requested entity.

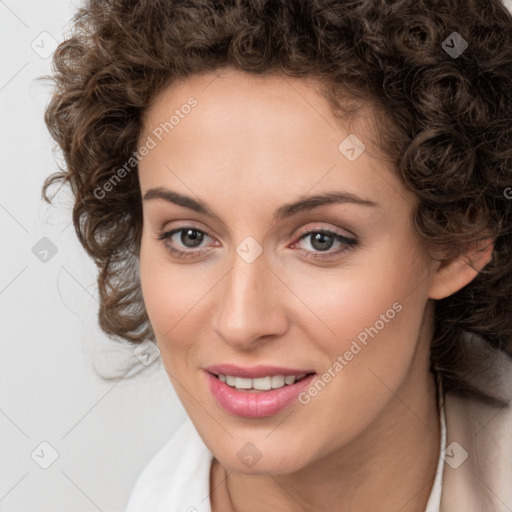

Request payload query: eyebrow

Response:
[143,186,378,223]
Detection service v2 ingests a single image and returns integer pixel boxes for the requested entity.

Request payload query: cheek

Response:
[283,252,430,447]
[294,243,428,370]
[139,236,193,345]
[138,234,219,365]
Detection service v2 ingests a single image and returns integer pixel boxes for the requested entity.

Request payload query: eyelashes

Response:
[157,227,211,259]
[291,229,358,259]
[157,226,358,261]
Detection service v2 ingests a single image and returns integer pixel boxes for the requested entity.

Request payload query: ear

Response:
[428,238,494,300]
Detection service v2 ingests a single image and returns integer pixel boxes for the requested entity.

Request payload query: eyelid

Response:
[293,222,356,241]
[158,221,355,246]
[290,227,358,259]
[157,225,216,247]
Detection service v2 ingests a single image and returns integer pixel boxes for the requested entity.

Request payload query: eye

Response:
[157,225,358,261]
[157,227,215,259]
[291,229,358,260]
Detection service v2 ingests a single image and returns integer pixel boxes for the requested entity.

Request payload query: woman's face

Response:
[138,68,438,474]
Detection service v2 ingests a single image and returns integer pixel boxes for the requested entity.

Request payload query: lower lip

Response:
[205,371,317,418]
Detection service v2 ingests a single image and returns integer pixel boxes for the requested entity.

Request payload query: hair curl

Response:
[42,0,512,405]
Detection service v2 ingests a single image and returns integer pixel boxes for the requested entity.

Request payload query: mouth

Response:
[204,364,317,418]
[209,371,314,392]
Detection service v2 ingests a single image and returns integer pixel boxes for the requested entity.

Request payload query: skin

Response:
[137,68,493,512]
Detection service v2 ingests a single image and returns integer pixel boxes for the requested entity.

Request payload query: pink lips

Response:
[204,364,316,418]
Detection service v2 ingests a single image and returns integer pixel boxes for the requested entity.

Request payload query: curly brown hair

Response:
[42,0,512,406]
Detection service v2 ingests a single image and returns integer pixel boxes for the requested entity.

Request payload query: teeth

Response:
[284,375,296,385]
[235,377,252,389]
[271,375,285,388]
[218,373,308,390]
[253,376,272,390]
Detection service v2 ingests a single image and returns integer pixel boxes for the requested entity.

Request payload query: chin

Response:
[216,444,313,476]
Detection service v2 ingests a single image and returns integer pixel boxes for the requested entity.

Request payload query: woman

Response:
[42,0,512,510]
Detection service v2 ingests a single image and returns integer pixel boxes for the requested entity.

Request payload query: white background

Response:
[0,2,186,511]
[2,0,512,511]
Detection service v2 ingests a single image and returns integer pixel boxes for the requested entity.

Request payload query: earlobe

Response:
[427,238,494,300]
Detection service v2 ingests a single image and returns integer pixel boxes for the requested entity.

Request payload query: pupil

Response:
[311,232,333,251]
[182,229,203,247]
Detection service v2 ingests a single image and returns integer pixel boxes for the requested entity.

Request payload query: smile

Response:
[204,365,317,418]
[218,373,309,391]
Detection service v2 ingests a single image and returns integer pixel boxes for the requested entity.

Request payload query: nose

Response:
[211,249,288,351]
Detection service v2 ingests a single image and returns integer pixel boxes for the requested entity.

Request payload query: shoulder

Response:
[125,417,214,512]
[441,335,512,511]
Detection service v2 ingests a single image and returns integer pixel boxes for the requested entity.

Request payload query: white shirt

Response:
[125,396,447,512]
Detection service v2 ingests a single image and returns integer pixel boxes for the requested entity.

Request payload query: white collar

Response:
[424,377,446,512]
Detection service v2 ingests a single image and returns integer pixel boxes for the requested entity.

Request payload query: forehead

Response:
[138,69,415,212]
[143,68,376,146]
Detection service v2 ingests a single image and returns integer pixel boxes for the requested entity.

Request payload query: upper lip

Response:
[204,364,315,379]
